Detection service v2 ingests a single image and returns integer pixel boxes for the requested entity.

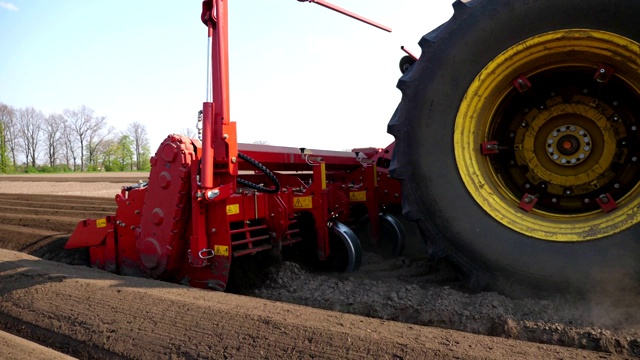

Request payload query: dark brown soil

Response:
[0,174,637,359]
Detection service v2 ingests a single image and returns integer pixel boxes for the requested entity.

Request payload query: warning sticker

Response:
[349,191,367,202]
[214,245,229,256]
[226,204,240,215]
[96,218,107,228]
[293,196,313,209]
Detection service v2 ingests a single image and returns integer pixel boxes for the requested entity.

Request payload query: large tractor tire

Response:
[389,0,640,296]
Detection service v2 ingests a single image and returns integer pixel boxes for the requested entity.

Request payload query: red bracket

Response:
[596,193,617,213]
[481,141,499,155]
[518,193,538,212]
[513,75,532,93]
[594,64,615,84]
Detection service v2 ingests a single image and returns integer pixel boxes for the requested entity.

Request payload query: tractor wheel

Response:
[388,0,640,295]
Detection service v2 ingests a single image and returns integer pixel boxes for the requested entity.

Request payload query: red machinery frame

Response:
[66,0,401,291]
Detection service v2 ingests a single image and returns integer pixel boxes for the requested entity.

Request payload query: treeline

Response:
[0,103,151,173]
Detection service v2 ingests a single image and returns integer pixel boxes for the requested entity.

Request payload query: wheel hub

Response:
[548,126,590,162]
[454,29,640,241]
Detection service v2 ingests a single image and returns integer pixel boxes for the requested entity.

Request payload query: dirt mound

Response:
[0,249,624,360]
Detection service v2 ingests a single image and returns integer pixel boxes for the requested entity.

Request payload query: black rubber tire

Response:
[327,222,362,273]
[388,0,640,296]
[354,213,406,258]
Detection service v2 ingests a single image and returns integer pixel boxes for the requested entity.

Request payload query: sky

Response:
[0,0,455,152]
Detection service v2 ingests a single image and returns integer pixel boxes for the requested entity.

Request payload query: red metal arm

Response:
[298,0,392,32]
[200,0,237,191]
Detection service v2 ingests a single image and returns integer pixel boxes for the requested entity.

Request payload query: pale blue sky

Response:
[0,1,454,151]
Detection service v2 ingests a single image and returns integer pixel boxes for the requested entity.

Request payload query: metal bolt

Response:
[570,126,576,132]
[222,134,229,140]
[613,101,619,106]
[561,158,567,164]
[552,131,558,137]
[211,228,216,233]
[584,198,590,203]
[633,157,638,162]
[579,154,585,159]
[571,158,577,164]
[584,146,591,151]
[548,139,554,145]
[583,137,590,143]
[599,194,609,204]
[613,116,620,122]
[548,147,554,153]
[231,156,237,163]
[552,198,558,203]
[553,154,559,160]
[614,183,621,189]
[521,120,528,128]
[510,132,515,138]
[633,126,638,131]
[524,183,531,189]
[578,130,585,136]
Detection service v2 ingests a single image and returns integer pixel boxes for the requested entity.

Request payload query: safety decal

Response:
[349,191,367,202]
[96,218,107,228]
[214,245,229,256]
[293,196,313,209]
[226,204,240,215]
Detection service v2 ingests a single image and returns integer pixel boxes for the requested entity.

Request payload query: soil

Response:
[0,173,639,359]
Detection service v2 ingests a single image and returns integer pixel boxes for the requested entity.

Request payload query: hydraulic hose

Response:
[236,152,281,194]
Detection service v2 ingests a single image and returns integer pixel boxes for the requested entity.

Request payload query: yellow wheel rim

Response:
[455,29,640,241]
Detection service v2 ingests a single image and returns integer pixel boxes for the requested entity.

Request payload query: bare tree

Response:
[127,122,149,170]
[17,107,44,167]
[0,103,18,169]
[85,117,110,170]
[0,103,14,172]
[180,127,198,139]
[64,106,105,171]
[61,119,78,171]
[43,113,63,167]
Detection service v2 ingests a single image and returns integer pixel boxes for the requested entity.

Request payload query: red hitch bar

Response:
[298,0,392,32]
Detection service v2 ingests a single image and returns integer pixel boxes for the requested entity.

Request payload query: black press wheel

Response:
[327,221,362,273]
[388,0,640,295]
[354,213,406,258]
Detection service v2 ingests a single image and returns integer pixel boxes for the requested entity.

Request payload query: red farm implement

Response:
[65,0,404,291]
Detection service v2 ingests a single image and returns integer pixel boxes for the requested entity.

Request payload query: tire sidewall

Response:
[403,0,640,291]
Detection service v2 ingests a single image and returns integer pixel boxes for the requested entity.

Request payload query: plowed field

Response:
[0,173,638,359]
